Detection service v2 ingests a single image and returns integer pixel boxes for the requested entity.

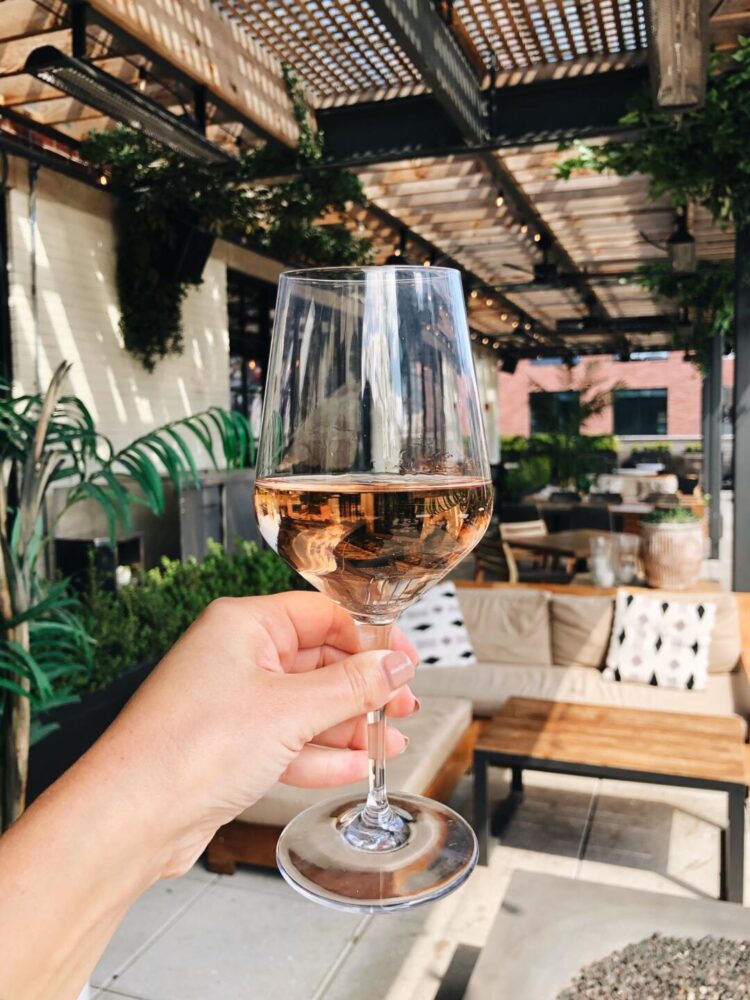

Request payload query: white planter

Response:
[640,521,705,590]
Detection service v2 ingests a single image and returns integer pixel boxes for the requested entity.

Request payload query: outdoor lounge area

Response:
[2,1,750,999]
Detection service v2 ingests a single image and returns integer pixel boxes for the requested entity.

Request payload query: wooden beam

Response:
[83,0,299,146]
[0,0,65,40]
[646,0,709,109]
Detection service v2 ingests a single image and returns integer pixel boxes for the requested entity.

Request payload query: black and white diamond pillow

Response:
[399,582,476,668]
[603,590,716,691]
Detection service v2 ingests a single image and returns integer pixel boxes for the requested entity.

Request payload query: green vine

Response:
[555,38,750,365]
[81,69,372,371]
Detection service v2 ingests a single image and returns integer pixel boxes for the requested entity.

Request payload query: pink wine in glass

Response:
[254,473,493,620]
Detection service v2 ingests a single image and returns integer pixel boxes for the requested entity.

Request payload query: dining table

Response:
[506,528,617,562]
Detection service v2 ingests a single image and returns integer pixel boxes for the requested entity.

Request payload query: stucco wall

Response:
[6,161,229,465]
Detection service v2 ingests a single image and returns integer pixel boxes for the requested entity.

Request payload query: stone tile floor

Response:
[92,767,747,1000]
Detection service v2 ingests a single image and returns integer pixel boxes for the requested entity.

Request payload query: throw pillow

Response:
[603,590,717,691]
[399,582,476,668]
[456,587,553,666]
[642,589,741,675]
[551,594,614,669]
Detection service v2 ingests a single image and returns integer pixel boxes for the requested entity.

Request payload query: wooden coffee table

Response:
[473,698,748,903]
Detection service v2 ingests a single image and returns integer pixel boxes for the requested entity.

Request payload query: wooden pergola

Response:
[1,0,750,584]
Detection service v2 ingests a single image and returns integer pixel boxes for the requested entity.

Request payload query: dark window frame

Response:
[529,390,581,434]
[613,388,668,436]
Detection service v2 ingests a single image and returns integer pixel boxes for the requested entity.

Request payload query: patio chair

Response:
[473,524,572,585]
[569,504,612,532]
[498,502,541,523]
[500,518,552,572]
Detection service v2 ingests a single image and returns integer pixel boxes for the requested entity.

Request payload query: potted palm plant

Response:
[640,507,704,590]
[0,362,252,831]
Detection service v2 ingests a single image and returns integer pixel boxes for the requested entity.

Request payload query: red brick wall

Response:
[498,352,734,438]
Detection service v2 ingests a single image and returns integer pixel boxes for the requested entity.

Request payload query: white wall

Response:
[7,160,230,465]
[473,350,500,465]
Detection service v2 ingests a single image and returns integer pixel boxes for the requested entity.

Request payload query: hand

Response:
[90,591,419,877]
[0,591,418,1000]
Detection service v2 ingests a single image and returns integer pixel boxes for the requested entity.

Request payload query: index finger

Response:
[248,591,418,670]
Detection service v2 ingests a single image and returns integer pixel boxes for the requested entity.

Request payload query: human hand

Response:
[91,591,419,878]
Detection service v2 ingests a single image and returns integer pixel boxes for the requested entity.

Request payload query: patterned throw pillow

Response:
[399,582,476,668]
[603,590,717,691]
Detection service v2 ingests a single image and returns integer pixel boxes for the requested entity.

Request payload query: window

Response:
[530,391,580,434]
[613,389,668,435]
[531,356,580,366]
[227,270,275,440]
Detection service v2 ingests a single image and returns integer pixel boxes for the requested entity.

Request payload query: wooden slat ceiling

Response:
[1,0,747,356]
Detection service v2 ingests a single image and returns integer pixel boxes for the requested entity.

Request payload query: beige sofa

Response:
[413,583,750,734]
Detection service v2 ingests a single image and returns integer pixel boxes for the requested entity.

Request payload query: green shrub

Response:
[641,507,700,525]
[501,456,551,500]
[634,442,672,454]
[685,442,703,453]
[500,435,528,454]
[75,541,298,694]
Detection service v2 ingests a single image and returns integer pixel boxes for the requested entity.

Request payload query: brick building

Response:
[498,352,735,444]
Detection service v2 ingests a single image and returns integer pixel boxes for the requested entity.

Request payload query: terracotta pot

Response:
[640,521,705,590]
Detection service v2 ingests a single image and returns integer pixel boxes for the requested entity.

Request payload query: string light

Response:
[520,223,529,235]
[492,341,501,350]
[495,192,504,207]
[470,332,478,341]
[500,312,508,321]
[512,319,520,330]
[523,321,533,331]
[423,257,431,266]
[481,337,489,345]
[485,297,493,307]
[533,232,542,243]
[98,174,108,186]
[470,289,479,299]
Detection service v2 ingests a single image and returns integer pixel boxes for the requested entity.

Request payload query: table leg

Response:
[511,767,524,794]
[726,787,745,904]
[474,753,489,867]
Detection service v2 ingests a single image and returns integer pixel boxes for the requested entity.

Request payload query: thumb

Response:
[289,649,416,739]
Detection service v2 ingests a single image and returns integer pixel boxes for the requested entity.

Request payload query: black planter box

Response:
[27,660,157,804]
[159,224,216,285]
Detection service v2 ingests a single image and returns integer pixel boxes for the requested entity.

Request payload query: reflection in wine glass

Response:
[255,266,492,912]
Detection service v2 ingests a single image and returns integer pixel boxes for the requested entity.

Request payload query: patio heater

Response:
[24,46,231,164]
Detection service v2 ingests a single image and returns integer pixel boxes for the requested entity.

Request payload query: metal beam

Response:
[317,69,648,166]
[367,0,485,144]
[708,332,724,560]
[734,221,750,591]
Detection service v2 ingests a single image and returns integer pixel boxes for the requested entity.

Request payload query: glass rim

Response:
[280,265,460,284]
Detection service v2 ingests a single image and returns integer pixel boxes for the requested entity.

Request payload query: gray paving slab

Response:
[92,872,214,988]
[464,870,750,1000]
[111,878,365,1000]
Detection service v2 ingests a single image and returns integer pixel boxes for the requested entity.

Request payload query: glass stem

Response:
[356,621,395,827]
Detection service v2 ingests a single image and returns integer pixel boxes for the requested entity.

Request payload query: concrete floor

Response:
[91,768,748,1000]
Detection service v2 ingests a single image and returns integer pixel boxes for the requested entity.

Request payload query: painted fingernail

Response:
[383,651,415,689]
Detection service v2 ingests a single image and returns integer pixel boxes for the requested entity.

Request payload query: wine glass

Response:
[254,266,493,912]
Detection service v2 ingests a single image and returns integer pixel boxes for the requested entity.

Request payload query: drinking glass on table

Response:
[254,266,493,912]
[614,533,640,584]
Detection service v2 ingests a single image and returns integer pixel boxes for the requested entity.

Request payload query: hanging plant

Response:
[555,38,750,362]
[81,69,372,372]
[632,261,734,370]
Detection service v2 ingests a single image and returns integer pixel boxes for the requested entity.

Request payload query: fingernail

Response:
[400,736,410,754]
[383,651,415,689]
[413,697,421,713]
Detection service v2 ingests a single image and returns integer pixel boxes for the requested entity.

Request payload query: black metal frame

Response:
[473,749,746,904]
[734,221,750,591]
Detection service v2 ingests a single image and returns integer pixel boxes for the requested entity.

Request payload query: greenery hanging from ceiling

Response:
[555,37,750,363]
[81,68,373,372]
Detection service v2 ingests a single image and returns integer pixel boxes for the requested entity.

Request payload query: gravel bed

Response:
[558,933,750,999]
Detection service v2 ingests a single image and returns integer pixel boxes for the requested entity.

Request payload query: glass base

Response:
[276,792,478,913]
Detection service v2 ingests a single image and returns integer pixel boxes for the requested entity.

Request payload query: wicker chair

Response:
[474,524,572,585]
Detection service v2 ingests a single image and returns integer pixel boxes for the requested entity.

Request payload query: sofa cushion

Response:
[551,594,614,669]
[412,662,749,737]
[457,588,552,666]
[235,696,472,828]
